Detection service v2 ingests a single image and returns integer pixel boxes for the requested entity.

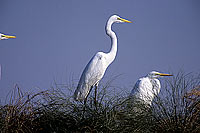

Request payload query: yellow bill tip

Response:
[4,35,16,39]
[118,17,132,23]
[159,73,173,76]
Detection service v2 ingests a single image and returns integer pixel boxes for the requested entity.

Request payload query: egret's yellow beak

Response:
[118,17,132,23]
[2,34,16,39]
[159,73,173,76]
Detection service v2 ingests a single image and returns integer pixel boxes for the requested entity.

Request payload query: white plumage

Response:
[74,15,132,102]
[130,71,172,105]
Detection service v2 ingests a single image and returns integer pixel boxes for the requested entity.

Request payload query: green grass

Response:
[0,72,199,133]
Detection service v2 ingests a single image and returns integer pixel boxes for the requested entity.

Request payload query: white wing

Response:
[130,77,154,105]
[74,52,108,101]
[151,79,161,97]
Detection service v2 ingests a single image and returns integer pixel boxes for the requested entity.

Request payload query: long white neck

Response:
[106,19,117,64]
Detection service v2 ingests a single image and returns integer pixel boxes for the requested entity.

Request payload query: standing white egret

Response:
[74,15,132,103]
[0,33,16,40]
[130,71,173,105]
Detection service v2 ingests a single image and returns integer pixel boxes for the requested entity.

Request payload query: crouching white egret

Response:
[74,15,132,104]
[130,71,173,105]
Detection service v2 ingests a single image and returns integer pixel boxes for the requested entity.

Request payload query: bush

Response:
[0,71,199,133]
[151,71,200,132]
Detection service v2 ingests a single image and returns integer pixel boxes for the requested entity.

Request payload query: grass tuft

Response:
[0,71,199,132]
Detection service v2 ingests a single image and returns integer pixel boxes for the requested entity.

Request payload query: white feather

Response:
[74,15,131,101]
[130,71,172,105]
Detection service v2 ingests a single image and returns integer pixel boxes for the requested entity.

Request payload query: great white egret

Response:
[0,33,16,40]
[74,15,132,103]
[130,71,173,105]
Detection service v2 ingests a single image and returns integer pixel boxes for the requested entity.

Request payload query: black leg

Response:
[83,86,93,117]
[94,84,98,109]
[84,86,93,105]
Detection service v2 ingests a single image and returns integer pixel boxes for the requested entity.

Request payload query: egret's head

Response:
[0,33,16,40]
[148,71,173,79]
[109,15,132,24]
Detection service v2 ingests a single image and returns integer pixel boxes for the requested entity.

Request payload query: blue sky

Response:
[0,0,200,101]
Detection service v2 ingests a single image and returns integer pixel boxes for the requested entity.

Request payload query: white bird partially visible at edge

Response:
[74,15,132,103]
[0,65,1,80]
[0,33,16,40]
[0,33,16,80]
[130,71,173,105]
